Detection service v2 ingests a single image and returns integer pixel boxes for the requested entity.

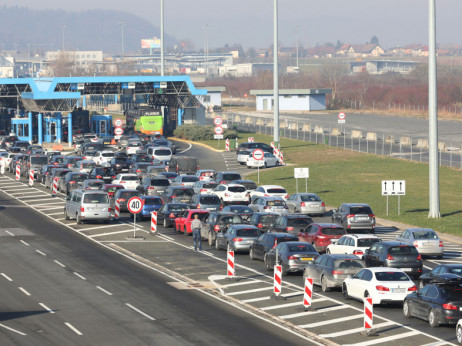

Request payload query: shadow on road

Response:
[0,310,54,321]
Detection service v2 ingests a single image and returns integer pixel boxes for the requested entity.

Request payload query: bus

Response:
[125,107,164,135]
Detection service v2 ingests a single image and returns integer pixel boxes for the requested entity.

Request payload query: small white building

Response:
[250,89,332,111]
[46,50,103,67]
[0,56,15,78]
[202,86,226,107]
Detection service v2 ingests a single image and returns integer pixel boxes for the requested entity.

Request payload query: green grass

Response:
[190,131,462,237]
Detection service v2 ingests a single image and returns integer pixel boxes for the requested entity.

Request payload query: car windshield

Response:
[122,176,139,181]
[276,237,296,244]
[300,195,321,202]
[81,162,94,168]
[321,227,345,236]
[413,231,438,240]
[200,171,214,177]
[83,194,109,204]
[350,206,373,214]
[267,188,286,194]
[267,200,285,206]
[288,244,316,252]
[260,215,278,224]
[288,218,312,226]
[334,259,364,269]
[137,156,152,162]
[236,228,260,237]
[143,198,162,205]
[375,271,410,281]
[30,157,48,164]
[229,186,246,193]
[449,267,462,275]
[200,196,220,204]
[102,153,114,157]
[151,179,169,186]
[58,171,70,177]
[358,238,381,247]
[389,246,419,255]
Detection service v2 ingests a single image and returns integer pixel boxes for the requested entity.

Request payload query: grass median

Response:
[193,131,462,237]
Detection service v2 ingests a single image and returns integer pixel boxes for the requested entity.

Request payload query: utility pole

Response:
[62,25,66,52]
[119,21,125,60]
[160,0,164,76]
[273,0,280,148]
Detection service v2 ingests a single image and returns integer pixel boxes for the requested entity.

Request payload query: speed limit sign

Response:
[213,117,223,126]
[114,118,123,127]
[127,197,143,214]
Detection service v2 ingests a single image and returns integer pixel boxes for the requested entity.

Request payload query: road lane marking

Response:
[279,305,349,319]
[1,273,13,281]
[83,224,133,232]
[343,330,420,346]
[221,279,263,288]
[5,230,14,236]
[46,212,64,215]
[227,286,274,296]
[35,250,47,256]
[299,314,363,328]
[18,287,31,296]
[125,303,156,321]
[0,323,27,336]
[96,286,113,296]
[177,142,192,154]
[54,260,66,268]
[39,303,55,313]
[319,321,395,338]
[20,240,29,246]
[243,291,303,303]
[65,322,83,336]
[73,272,86,280]
[261,301,305,311]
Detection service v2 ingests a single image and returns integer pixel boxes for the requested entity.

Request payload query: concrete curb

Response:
[168,137,225,153]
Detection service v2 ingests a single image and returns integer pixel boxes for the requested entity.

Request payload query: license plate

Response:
[122,169,128,172]
[301,258,313,261]
[401,268,412,271]
[357,217,368,220]
[392,288,405,293]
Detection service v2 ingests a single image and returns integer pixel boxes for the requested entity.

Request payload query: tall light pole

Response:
[296,25,299,68]
[204,24,210,77]
[428,0,440,218]
[119,21,125,60]
[160,0,164,76]
[62,25,66,51]
[273,0,280,148]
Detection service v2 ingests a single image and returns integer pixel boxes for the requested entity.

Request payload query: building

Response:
[46,50,103,68]
[219,63,252,77]
[200,86,226,108]
[250,89,332,112]
[349,60,420,75]
[0,56,15,78]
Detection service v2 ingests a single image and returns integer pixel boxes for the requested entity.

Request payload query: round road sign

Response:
[214,126,224,135]
[252,149,264,160]
[114,118,123,127]
[114,127,124,136]
[213,117,223,126]
[127,196,143,214]
[338,112,346,120]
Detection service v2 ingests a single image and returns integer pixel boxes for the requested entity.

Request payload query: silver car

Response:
[64,189,111,224]
[215,225,261,252]
[286,193,325,216]
[249,196,289,214]
[331,203,376,233]
[395,228,444,258]
[264,242,319,275]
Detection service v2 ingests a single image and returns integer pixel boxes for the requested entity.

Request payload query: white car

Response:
[342,267,417,305]
[172,175,199,187]
[112,173,140,190]
[249,185,289,202]
[127,142,143,155]
[213,184,248,206]
[457,319,462,344]
[93,151,114,167]
[246,152,279,168]
[195,169,216,182]
[327,234,382,257]
[4,153,16,172]
[237,149,251,165]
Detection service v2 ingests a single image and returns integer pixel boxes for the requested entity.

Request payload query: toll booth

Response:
[43,113,62,143]
[11,115,32,142]
[91,114,112,138]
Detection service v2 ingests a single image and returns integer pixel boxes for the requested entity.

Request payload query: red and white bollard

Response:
[364,297,373,329]
[225,139,230,151]
[273,265,282,296]
[0,159,5,175]
[303,277,313,310]
[279,151,284,165]
[248,137,254,143]
[150,211,157,234]
[271,142,275,149]
[29,170,34,187]
[52,177,58,196]
[114,199,120,219]
[16,164,20,181]
[227,250,235,278]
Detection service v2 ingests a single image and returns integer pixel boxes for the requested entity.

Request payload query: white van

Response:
[147,147,172,162]
[64,189,111,224]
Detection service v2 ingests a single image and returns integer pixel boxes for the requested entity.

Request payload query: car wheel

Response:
[64,208,69,220]
[342,284,350,300]
[428,309,439,327]
[208,232,215,246]
[403,300,412,318]
[280,262,287,276]
[321,276,330,292]
[76,213,82,225]
[457,324,462,344]
[326,249,331,254]
[364,290,370,298]
[249,247,255,260]
[419,280,425,290]
[264,256,272,270]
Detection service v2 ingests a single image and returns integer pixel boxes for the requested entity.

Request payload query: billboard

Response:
[141,38,160,49]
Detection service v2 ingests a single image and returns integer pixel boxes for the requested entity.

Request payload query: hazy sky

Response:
[3,0,462,49]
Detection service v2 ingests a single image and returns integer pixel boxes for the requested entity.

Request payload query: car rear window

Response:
[122,176,139,181]
[87,181,102,187]
[228,206,253,213]
[220,215,243,224]
[300,195,321,202]
[442,287,462,299]
[267,200,285,206]
[321,227,345,236]
[449,268,462,275]
[192,212,208,220]
[375,271,410,281]
[276,237,297,244]
[83,194,109,204]
[151,179,169,186]
[154,149,171,156]
[389,246,419,255]
[240,182,258,190]
[413,231,438,240]
[143,198,162,205]
[236,228,260,237]
[350,206,373,214]
[334,259,364,269]
[175,189,194,196]
[169,205,188,212]
[267,188,286,194]
[200,196,220,204]
[120,191,138,199]
[30,157,48,164]
[288,244,316,252]
[228,186,246,193]
[260,215,278,224]
[203,183,218,189]
[182,176,198,182]
[81,162,95,168]
[357,238,381,247]
[223,173,241,181]
[288,218,312,226]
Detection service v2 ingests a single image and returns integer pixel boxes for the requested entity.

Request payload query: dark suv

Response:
[271,214,313,234]
[331,203,376,233]
[237,142,273,153]
[214,171,242,184]
[364,241,423,278]
[200,212,245,246]
[249,232,298,261]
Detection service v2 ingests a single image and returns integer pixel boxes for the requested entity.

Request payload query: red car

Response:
[100,184,125,199]
[174,209,210,235]
[298,223,346,253]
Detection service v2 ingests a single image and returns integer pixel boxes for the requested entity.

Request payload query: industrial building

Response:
[250,89,332,111]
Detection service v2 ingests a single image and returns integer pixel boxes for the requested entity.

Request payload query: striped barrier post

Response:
[150,211,157,234]
[0,159,4,175]
[271,142,275,148]
[279,151,284,165]
[303,277,313,310]
[114,199,120,219]
[225,139,229,151]
[52,177,58,196]
[29,170,34,187]
[364,297,373,329]
[273,265,282,296]
[227,249,235,278]
[16,164,20,181]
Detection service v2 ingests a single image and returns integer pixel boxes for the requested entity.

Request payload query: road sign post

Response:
[127,196,144,239]
[214,126,223,148]
[252,149,264,183]
[294,168,309,193]
[381,180,406,215]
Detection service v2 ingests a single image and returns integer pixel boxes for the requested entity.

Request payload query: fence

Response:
[213,112,462,170]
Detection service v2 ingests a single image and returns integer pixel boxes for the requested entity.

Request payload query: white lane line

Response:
[319,321,395,338]
[28,201,65,206]
[161,235,174,240]
[35,250,47,256]
[344,330,420,346]
[242,291,303,303]
[5,230,14,236]
[421,341,453,346]
[279,305,349,319]
[96,286,113,296]
[18,287,31,296]
[221,280,263,288]
[0,323,27,336]
[227,286,274,296]
[99,240,168,243]
[177,142,192,155]
[125,303,156,321]
[36,206,64,211]
[83,224,132,232]
[39,303,55,314]
[20,240,29,246]
[299,314,363,328]
[1,273,13,281]
[65,322,83,336]
[54,260,66,268]
[73,272,86,280]
[46,212,64,216]
[261,301,304,311]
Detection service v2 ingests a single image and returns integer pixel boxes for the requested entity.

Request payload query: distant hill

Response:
[0,6,176,55]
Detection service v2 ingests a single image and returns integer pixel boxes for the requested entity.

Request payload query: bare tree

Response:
[322,59,347,107]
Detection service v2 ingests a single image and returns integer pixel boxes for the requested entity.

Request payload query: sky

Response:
[3,0,462,50]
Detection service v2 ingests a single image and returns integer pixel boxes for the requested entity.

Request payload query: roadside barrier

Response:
[366,132,377,141]
[303,277,313,310]
[52,177,58,196]
[29,170,34,187]
[351,130,363,139]
[150,211,157,234]
[227,250,235,277]
[331,128,341,136]
[416,138,429,148]
[364,297,373,329]
[438,142,446,152]
[225,139,229,151]
[400,137,412,146]
[314,126,324,134]
[385,135,395,143]
[16,164,20,181]
[115,199,120,218]
[273,265,282,296]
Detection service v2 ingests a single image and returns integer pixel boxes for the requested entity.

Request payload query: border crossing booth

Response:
[91,114,112,138]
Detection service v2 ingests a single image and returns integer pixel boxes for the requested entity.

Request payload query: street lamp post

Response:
[119,21,125,60]
[273,0,280,148]
[62,25,66,52]
[205,24,210,77]
[160,0,164,76]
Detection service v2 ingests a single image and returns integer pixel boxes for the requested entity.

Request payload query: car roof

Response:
[342,203,372,207]
[284,214,312,219]
[229,224,259,229]
[406,228,436,232]
[380,241,413,247]
[325,254,362,259]
[314,223,344,228]
[345,234,381,239]
[253,212,279,216]
[224,183,246,188]
[366,267,406,273]
[260,185,284,189]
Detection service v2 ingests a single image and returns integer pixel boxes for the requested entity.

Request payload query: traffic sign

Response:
[252,149,264,161]
[214,134,224,139]
[127,196,143,214]
[213,117,223,126]
[214,126,223,135]
[294,168,309,179]
[114,118,123,127]
[338,112,346,124]
[114,127,124,136]
[381,180,406,196]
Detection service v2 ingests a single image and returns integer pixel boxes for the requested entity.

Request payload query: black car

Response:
[221,205,254,220]
[37,164,63,184]
[404,275,462,327]
[200,212,245,246]
[60,172,88,195]
[249,232,298,261]
[419,264,462,289]
[364,241,423,279]
[111,189,140,212]
[162,186,195,204]
[271,214,313,234]
[109,157,131,174]
[214,171,242,184]
[88,167,117,183]
[156,203,189,228]
[248,212,279,232]
[62,156,84,169]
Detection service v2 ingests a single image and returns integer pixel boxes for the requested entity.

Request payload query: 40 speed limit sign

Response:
[127,196,143,214]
